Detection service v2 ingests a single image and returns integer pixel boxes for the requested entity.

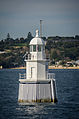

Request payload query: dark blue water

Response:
[0,69,79,119]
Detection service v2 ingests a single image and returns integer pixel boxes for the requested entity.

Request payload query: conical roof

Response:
[30,30,45,45]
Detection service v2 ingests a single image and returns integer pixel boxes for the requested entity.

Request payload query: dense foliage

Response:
[0,33,79,68]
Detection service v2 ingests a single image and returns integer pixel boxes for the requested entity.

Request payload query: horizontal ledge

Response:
[19,80,51,84]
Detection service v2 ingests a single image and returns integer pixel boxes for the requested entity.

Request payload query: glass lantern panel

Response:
[33,45,36,52]
[38,45,41,52]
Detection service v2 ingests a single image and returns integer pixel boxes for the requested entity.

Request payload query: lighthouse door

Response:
[31,67,35,79]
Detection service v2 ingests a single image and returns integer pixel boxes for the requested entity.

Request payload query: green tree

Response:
[27,32,33,41]
[7,33,10,39]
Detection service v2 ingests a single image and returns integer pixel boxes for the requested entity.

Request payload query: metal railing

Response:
[24,54,31,60]
[24,53,50,61]
[19,73,55,80]
[19,73,26,79]
[47,73,55,79]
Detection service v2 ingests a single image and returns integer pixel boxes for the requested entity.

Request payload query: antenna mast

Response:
[40,20,43,38]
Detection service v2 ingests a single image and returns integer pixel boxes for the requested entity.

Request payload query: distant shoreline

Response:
[9,66,79,69]
[48,66,79,69]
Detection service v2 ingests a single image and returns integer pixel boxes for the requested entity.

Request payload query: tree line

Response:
[0,33,79,68]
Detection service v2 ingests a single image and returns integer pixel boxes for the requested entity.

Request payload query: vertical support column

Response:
[40,20,43,38]
[50,79,57,103]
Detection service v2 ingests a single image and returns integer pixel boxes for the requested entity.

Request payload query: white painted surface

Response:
[30,30,45,45]
[26,61,46,81]
[18,79,57,102]
[26,61,37,80]
[18,30,57,102]
[26,30,47,81]
[18,82,51,101]
[37,61,46,80]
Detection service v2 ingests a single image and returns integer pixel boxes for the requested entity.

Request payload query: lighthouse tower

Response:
[18,30,57,102]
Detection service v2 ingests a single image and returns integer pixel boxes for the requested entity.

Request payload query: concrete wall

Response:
[18,80,57,103]
[18,83,51,102]
[37,61,46,80]
[26,61,37,80]
[26,61,46,81]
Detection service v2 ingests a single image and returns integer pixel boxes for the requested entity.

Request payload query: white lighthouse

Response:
[18,30,57,102]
